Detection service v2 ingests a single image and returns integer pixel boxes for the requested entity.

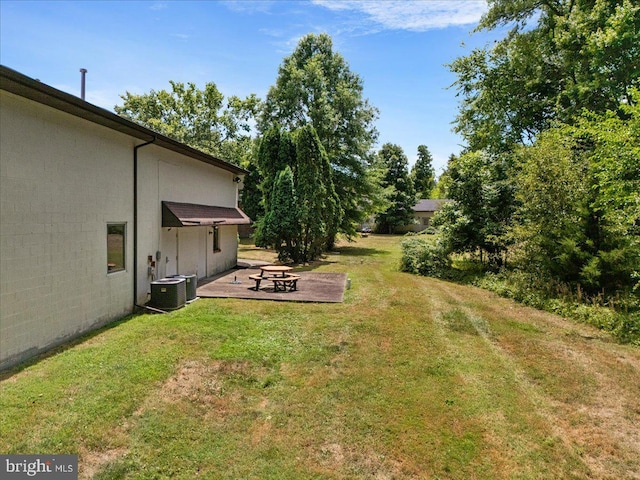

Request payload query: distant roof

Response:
[413,199,450,212]
[0,65,246,176]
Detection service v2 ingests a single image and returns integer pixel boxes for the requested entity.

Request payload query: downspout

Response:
[133,137,156,309]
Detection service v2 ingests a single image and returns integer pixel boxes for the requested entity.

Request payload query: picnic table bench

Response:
[271,274,301,292]
[249,272,301,292]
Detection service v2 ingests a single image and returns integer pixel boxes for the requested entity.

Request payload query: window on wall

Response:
[107,223,126,273]
[212,226,220,252]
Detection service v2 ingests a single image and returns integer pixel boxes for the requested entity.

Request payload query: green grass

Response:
[2,235,639,479]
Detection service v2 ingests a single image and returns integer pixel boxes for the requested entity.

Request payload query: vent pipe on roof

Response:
[79,68,87,100]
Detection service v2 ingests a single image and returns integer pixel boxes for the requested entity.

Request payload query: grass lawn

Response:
[1,235,639,479]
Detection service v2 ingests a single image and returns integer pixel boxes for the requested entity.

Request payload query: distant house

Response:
[0,66,250,370]
[397,199,450,233]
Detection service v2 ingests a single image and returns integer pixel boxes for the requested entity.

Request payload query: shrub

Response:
[400,237,451,278]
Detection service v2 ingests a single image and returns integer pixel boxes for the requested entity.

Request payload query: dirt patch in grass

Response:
[312,442,406,479]
[79,446,129,480]
[134,359,258,421]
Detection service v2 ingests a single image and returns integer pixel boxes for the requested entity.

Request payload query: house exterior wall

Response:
[0,90,242,370]
[412,212,435,232]
[395,212,435,234]
[136,146,240,299]
[0,91,134,369]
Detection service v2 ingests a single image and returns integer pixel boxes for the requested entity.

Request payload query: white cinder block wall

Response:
[0,91,134,368]
[1,89,242,369]
[136,146,240,301]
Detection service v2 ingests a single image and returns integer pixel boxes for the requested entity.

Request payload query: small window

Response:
[212,226,220,252]
[107,223,126,273]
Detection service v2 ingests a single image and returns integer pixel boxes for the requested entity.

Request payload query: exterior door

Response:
[177,227,207,278]
[161,228,178,278]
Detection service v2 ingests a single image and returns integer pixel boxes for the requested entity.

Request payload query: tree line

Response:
[114,1,638,324]
[115,33,439,263]
[397,0,638,342]
[432,0,639,297]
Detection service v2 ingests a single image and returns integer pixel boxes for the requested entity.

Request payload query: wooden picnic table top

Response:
[260,265,293,277]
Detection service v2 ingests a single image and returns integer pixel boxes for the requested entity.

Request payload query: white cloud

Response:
[149,2,168,11]
[313,0,488,31]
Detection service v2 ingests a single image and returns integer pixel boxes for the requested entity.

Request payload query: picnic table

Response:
[249,265,300,292]
[259,265,292,277]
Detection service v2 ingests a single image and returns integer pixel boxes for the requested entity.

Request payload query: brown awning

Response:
[162,201,251,227]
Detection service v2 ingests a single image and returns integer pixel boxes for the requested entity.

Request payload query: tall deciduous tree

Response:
[259,33,380,242]
[450,0,640,153]
[374,143,416,234]
[116,81,260,163]
[433,151,515,267]
[411,145,436,199]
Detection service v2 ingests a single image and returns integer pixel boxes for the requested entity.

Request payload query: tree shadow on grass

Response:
[335,245,390,257]
[292,244,391,272]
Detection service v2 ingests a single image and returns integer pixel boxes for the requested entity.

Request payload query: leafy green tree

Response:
[259,33,380,242]
[433,151,515,267]
[512,94,640,291]
[374,143,416,234]
[411,145,436,199]
[116,81,260,163]
[585,100,640,291]
[511,128,592,283]
[450,0,640,153]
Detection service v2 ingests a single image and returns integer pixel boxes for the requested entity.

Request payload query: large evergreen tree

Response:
[259,33,380,243]
[254,125,341,263]
[411,145,436,199]
[239,159,263,223]
[258,167,299,262]
[374,143,416,234]
[254,127,296,250]
[294,125,342,262]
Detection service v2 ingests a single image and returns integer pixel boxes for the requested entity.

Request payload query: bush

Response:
[400,237,451,278]
[420,226,438,235]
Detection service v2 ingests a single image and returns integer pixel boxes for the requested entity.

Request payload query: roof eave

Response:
[0,65,247,176]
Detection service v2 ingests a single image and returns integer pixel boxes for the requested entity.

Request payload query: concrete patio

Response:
[196,264,347,303]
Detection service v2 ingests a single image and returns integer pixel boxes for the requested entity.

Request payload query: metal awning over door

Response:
[162,201,251,227]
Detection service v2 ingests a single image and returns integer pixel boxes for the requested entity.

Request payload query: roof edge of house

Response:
[0,65,247,175]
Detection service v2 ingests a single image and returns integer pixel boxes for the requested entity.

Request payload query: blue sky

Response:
[0,0,502,174]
